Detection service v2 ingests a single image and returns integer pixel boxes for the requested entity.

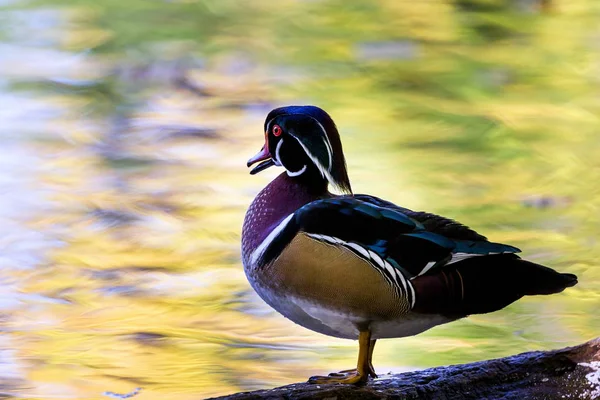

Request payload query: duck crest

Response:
[241,172,328,267]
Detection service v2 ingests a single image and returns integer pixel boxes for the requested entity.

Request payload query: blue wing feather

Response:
[404,232,520,255]
[259,196,521,279]
[403,231,456,250]
[453,240,520,255]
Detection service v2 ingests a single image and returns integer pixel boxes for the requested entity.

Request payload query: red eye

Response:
[272,124,282,137]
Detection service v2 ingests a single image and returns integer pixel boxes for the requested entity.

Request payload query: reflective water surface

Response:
[1,0,599,398]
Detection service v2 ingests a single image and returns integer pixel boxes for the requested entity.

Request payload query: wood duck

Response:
[241,105,578,385]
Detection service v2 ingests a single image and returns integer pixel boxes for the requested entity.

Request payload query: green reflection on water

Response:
[1,0,599,398]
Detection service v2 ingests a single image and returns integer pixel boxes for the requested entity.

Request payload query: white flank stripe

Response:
[306,233,340,246]
[408,281,416,308]
[345,242,371,259]
[418,261,437,276]
[387,261,408,293]
[446,252,484,265]
[305,234,411,300]
[306,233,324,241]
[250,214,294,266]
[328,236,343,245]
[368,250,385,269]
[382,260,400,286]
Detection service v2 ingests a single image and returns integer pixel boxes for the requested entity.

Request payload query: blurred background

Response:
[0,0,598,398]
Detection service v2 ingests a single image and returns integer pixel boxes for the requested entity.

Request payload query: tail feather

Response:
[412,254,578,316]
[517,260,577,295]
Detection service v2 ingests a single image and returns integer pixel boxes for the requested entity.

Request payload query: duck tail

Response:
[517,259,578,295]
[412,254,578,316]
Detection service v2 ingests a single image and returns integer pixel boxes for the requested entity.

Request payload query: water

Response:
[0,0,598,398]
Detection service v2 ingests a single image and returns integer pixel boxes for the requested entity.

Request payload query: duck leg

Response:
[368,338,377,378]
[336,339,377,378]
[307,331,374,384]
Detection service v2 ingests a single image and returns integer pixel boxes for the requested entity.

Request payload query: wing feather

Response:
[256,197,520,285]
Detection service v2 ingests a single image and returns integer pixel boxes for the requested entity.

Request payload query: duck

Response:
[241,105,578,385]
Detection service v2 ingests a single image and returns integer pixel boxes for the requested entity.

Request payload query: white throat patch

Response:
[276,138,307,177]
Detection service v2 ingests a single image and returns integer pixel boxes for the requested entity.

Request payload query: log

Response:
[209,337,600,400]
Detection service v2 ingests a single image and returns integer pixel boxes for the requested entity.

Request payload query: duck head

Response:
[247,105,352,193]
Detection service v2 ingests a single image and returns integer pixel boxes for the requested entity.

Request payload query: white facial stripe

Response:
[286,165,307,177]
[289,134,338,186]
[265,113,334,170]
[250,214,294,266]
[265,118,275,135]
[311,118,333,171]
[274,138,284,166]
[323,137,332,171]
[265,120,277,165]
[276,138,306,176]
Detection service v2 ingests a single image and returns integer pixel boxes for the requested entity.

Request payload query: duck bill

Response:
[247,145,275,175]
[249,158,275,175]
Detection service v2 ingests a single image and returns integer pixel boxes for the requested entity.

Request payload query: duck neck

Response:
[242,172,329,265]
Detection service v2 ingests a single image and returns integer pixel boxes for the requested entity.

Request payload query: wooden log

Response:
[210,337,600,400]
